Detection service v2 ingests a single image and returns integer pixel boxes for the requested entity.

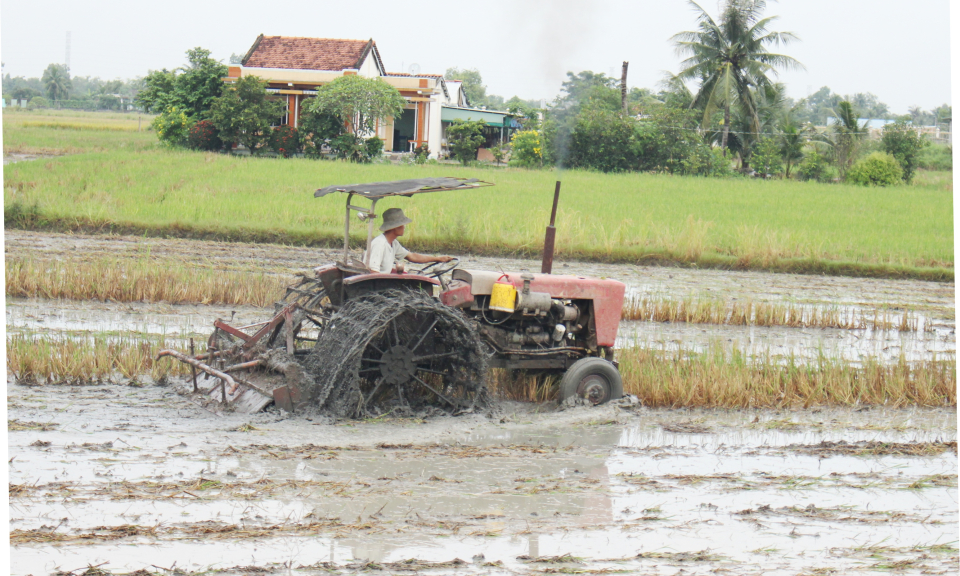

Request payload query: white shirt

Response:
[366,234,409,273]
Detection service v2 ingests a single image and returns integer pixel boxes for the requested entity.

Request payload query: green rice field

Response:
[3,110,953,280]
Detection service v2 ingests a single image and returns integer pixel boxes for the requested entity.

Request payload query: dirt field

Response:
[8,382,957,575]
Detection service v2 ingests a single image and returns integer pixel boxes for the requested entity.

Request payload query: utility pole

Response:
[620,61,628,114]
[65,31,71,70]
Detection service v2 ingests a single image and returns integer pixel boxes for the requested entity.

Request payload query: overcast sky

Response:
[1,0,952,113]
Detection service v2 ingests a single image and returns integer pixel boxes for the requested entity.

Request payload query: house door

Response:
[393,108,417,152]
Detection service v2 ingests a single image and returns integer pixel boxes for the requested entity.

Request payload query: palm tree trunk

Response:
[721,104,730,153]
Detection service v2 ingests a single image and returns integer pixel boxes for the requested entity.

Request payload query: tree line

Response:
[2,63,141,110]
[4,0,950,181]
[486,0,950,184]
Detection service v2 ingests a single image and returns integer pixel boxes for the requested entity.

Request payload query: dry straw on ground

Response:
[622,294,923,332]
[6,256,288,307]
[6,334,190,384]
[7,257,926,333]
[10,335,955,407]
[493,347,956,408]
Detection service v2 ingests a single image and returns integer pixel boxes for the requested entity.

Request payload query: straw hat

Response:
[379,207,412,232]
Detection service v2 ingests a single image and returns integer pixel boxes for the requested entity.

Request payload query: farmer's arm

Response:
[405,253,453,264]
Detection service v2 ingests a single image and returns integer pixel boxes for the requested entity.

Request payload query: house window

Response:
[269,96,289,127]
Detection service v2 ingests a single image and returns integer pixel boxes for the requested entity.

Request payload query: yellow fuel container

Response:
[489,278,517,313]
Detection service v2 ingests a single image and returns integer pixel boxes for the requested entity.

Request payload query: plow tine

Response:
[156,350,239,395]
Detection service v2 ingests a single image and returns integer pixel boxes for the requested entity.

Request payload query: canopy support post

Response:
[343,193,353,261]
[363,198,379,267]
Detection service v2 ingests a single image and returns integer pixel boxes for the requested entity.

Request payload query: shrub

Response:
[27,96,49,109]
[846,152,903,186]
[327,134,383,163]
[750,136,783,177]
[509,130,543,168]
[881,119,927,183]
[796,150,834,183]
[918,144,952,171]
[414,144,430,164]
[270,125,299,158]
[447,119,487,165]
[209,76,285,154]
[490,142,508,166]
[152,107,194,147]
[680,145,736,177]
[568,108,638,172]
[364,136,384,160]
[187,120,223,151]
[298,109,342,158]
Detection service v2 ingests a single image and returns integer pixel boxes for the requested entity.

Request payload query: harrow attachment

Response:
[158,273,332,414]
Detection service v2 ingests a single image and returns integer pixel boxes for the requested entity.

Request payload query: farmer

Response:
[367,207,453,273]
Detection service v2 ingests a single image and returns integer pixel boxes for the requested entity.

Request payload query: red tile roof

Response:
[385,72,444,78]
[242,36,382,72]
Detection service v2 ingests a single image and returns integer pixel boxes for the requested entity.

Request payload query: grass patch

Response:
[3,109,156,154]
[2,119,953,279]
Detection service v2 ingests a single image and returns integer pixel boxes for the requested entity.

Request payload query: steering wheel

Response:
[415,258,460,290]
[416,257,460,278]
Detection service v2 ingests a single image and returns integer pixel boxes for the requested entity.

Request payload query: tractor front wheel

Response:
[558,357,623,405]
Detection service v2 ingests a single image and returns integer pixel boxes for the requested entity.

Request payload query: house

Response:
[226,35,516,158]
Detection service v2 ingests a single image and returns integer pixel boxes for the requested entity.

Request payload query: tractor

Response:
[158,178,626,417]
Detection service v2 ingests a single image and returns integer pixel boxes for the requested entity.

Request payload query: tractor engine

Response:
[439,269,625,371]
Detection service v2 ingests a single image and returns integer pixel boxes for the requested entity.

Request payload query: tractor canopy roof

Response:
[315,177,492,199]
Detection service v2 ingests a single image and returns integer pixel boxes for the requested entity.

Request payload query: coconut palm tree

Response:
[41,64,72,102]
[704,82,787,172]
[779,118,809,178]
[830,100,869,179]
[672,0,803,152]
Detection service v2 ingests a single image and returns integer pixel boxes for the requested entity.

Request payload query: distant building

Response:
[226,35,516,158]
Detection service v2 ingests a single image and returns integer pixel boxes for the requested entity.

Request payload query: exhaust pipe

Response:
[541,181,561,274]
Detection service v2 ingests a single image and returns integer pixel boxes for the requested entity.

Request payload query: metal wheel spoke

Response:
[361,356,385,365]
[409,317,439,353]
[412,375,457,408]
[364,378,386,407]
[416,366,446,376]
[390,319,400,347]
[412,351,457,363]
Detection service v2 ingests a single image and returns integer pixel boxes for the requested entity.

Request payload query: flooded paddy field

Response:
[8,382,957,576]
[6,230,957,574]
[5,230,956,365]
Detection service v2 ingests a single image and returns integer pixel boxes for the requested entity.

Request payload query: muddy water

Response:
[6,297,266,340]
[619,320,956,364]
[8,383,957,575]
